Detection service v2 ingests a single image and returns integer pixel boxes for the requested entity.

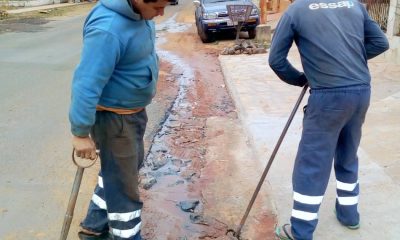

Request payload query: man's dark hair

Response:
[128,0,176,12]
[143,0,176,3]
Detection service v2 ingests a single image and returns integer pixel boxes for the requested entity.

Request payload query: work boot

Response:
[78,229,113,240]
[275,223,294,240]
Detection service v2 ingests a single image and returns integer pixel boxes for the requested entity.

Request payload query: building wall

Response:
[386,0,400,63]
[2,0,68,7]
[387,0,400,36]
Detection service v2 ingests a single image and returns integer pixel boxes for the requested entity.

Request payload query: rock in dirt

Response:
[189,213,208,225]
[178,200,199,212]
[150,154,169,170]
[180,169,196,180]
[141,176,157,190]
[171,158,184,167]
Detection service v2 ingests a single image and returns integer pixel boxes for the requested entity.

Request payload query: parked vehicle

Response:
[171,0,179,5]
[194,0,260,43]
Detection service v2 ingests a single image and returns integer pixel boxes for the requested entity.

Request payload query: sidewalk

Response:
[219,40,400,238]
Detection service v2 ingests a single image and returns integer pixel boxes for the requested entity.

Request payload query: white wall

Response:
[387,0,400,37]
[3,0,69,7]
[385,0,400,63]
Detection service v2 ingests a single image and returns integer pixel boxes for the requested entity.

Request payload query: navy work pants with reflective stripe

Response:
[81,110,147,240]
[291,85,370,240]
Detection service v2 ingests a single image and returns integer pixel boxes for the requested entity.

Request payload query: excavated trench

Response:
[139,15,241,239]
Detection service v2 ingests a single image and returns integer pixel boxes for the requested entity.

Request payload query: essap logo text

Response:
[309,1,355,10]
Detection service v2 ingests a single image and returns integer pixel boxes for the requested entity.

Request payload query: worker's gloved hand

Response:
[297,73,308,87]
[72,136,97,160]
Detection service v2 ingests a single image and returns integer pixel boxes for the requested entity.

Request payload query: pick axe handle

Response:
[59,166,84,240]
[234,84,308,237]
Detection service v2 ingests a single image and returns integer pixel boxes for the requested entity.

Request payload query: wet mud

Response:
[138,13,276,239]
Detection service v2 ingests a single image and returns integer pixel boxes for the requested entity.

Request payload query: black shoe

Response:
[78,231,113,240]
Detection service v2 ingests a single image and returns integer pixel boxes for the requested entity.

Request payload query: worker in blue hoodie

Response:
[69,0,174,239]
[268,0,389,239]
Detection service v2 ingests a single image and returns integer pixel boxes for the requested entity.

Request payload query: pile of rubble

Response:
[220,39,267,55]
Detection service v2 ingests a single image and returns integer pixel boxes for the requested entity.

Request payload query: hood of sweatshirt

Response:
[100,0,142,20]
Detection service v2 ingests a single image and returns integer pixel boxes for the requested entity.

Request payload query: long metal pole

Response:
[60,150,98,240]
[234,85,308,237]
[59,166,84,240]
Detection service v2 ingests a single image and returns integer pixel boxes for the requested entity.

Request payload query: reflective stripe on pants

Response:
[81,110,147,240]
[291,85,369,240]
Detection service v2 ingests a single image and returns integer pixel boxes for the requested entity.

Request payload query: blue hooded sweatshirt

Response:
[268,0,389,88]
[69,0,159,137]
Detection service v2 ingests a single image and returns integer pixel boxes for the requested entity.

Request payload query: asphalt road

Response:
[0,3,184,239]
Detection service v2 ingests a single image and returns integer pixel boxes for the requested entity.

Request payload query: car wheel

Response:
[248,29,256,39]
[197,24,215,43]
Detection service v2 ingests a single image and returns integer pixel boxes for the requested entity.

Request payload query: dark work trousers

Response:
[81,109,147,240]
[290,85,370,240]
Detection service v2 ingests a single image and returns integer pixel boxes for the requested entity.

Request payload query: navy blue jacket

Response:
[268,0,389,88]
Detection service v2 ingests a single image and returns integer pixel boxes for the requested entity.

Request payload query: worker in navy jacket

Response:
[269,0,389,239]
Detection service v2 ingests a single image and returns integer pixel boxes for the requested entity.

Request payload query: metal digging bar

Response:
[60,149,98,240]
[227,84,309,238]
[227,4,253,43]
